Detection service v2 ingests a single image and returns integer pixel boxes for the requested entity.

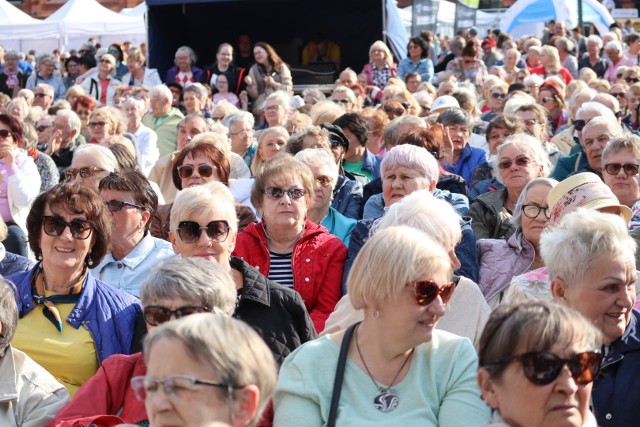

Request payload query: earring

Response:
[373,310,380,319]
[37,253,43,261]
[86,251,94,267]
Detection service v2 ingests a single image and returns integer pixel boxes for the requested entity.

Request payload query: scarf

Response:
[3,68,18,89]
[31,262,85,332]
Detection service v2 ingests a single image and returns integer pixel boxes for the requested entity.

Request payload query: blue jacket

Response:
[444,145,487,188]
[332,175,363,220]
[341,215,479,294]
[0,250,34,277]
[9,266,141,364]
[552,145,587,181]
[397,57,434,82]
[362,149,383,180]
[363,189,470,220]
[592,309,640,427]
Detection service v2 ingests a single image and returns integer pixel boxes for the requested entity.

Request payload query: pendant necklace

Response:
[355,323,415,412]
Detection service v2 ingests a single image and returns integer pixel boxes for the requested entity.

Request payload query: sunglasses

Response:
[64,166,105,181]
[42,215,94,240]
[491,92,506,99]
[177,164,214,179]
[334,99,350,105]
[383,104,405,116]
[627,77,640,84]
[88,121,107,128]
[522,204,551,219]
[315,176,333,187]
[0,129,11,138]
[34,93,48,98]
[498,157,531,170]
[485,351,602,386]
[409,280,456,306]
[263,187,305,200]
[523,118,540,127]
[105,200,144,212]
[573,119,587,131]
[36,125,51,132]
[99,59,111,64]
[611,92,626,98]
[463,59,475,64]
[604,163,640,176]
[176,220,230,244]
[540,96,555,103]
[143,305,211,326]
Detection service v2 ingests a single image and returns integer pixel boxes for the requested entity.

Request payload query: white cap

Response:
[430,95,460,114]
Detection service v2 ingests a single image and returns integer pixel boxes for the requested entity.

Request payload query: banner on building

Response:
[455,0,479,34]
[413,0,440,34]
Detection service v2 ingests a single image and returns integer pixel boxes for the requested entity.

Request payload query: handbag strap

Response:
[328,321,360,427]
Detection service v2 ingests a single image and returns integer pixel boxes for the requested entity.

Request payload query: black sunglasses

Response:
[263,187,305,200]
[42,215,94,240]
[627,77,640,84]
[382,104,405,116]
[484,351,602,386]
[177,220,230,244]
[573,119,587,131]
[409,280,456,306]
[498,157,531,170]
[177,164,214,179]
[143,305,211,326]
[105,200,145,212]
[492,92,507,99]
[0,129,11,138]
[604,163,640,176]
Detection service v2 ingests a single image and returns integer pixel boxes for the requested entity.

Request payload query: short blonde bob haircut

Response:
[170,181,238,233]
[251,126,290,176]
[602,133,640,163]
[368,40,394,66]
[143,313,277,427]
[348,225,451,310]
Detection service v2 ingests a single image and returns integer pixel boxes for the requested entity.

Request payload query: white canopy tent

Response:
[0,0,58,53]
[45,0,146,52]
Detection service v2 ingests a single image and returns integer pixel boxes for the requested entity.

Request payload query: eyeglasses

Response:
[382,104,405,116]
[42,215,94,240]
[263,187,305,200]
[463,59,475,64]
[177,164,215,179]
[333,99,350,105]
[34,93,48,98]
[176,220,230,244]
[523,119,540,127]
[143,305,211,326]
[522,204,551,219]
[99,59,111,64]
[604,163,640,176]
[88,121,107,128]
[64,166,106,181]
[409,280,456,306]
[540,97,555,103]
[498,157,532,170]
[36,125,51,132]
[131,375,232,401]
[105,200,145,212]
[230,128,251,136]
[611,92,626,98]
[483,351,602,386]
[0,129,11,139]
[573,119,587,131]
[492,92,506,99]
[263,105,282,112]
[315,176,333,187]
[627,77,640,84]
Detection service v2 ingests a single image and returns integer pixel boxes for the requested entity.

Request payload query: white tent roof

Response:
[46,0,145,37]
[0,0,57,39]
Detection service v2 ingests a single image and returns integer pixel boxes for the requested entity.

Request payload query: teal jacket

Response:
[321,207,357,247]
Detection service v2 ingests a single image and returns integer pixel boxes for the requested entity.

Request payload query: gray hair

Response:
[0,277,18,356]
[493,134,552,183]
[436,107,473,128]
[222,111,255,130]
[73,144,118,172]
[576,101,617,122]
[587,35,603,50]
[382,115,427,148]
[170,182,238,233]
[149,84,173,102]
[56,109,81,135]
[582,116,622,142]
[35,83,54,98]
[511,177,559,229]
[542,208,636,285]
[381,144,439,187]
[4,50,18,60]
[302,88,326,103]
[37,53,55,66]
[184,82,208,103]
[122,96,146,113]
[140,257,237,316]
[263,91,291,111]
[174,46,197,64]
[602,132,640,162]
[285,125,329,155]
[143,314,277,427]
[604,40,623,53]
[295,148,339,188]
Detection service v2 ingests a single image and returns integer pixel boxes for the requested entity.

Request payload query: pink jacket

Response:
[233,220,347,333]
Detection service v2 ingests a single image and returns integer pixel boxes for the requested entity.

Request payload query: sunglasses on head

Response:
[604,163,640,176]
[492,92,506,99]
[383,104,405,116]
[176,220,230,244]
[42,215,94,240]
[498,157,531,170]
[64,166,105,181]
[143,305,211,326]
[177,164,215,179]
[485,350,602,386]
[105,200,145,212]
[409,280,456,306]
[263,187,305,200]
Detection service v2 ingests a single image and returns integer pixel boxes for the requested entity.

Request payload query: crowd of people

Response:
[0,19,639,426]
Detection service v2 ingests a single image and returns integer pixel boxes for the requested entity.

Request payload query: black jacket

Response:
[232,257,317,366]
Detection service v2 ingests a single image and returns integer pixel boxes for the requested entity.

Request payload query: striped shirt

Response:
[268,251,294,288]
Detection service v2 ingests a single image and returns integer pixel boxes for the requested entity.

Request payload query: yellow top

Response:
[12,292,99,397]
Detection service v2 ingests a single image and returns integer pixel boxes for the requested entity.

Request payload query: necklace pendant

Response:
[374,389,399,412]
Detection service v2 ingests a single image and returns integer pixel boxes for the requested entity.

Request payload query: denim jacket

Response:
[332,175,363,220]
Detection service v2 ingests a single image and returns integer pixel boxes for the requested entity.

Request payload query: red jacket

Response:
[47,353,147,427]
[233,220,346,333]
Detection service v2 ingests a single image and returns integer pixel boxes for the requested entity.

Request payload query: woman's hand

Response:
[239,91,249,110]
[244,75,254,86]
[0,140,17,165]
[440,124,455,164]
[264,75,275,87]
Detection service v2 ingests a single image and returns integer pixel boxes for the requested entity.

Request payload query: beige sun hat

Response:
[547,172,632,225]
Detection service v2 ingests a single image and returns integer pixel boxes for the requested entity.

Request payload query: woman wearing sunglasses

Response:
[275,225,490,425]
[234,154,347,333]
[0,114,41,257]
[480,81,508,123]
[470,134,551,240]
[538,80,569,136]
[7,183,140,396]
[478,300,602,427]
[544,208,638,426]
[478,178,558,307]
[50,256,238,426]
[91,170,174,298]
[602,134,640,212]
[67,144,117,190]
[79,54,121,107]
[86,106,126,144]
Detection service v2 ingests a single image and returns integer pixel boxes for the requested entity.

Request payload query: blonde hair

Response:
[369,40,393,66]
[170,182,238,233]
[251,126,290,176]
